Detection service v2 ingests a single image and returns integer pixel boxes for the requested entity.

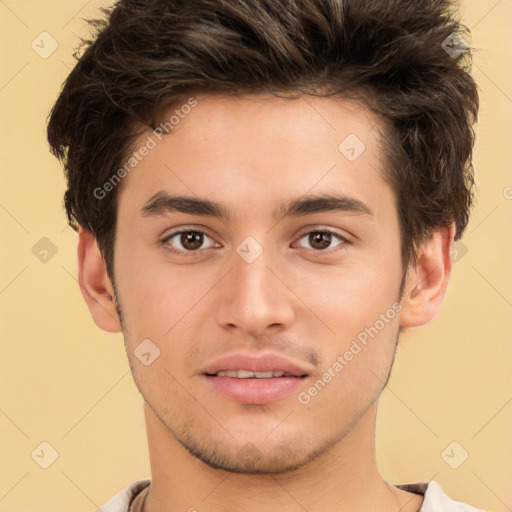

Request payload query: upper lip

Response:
[201,352,312,377]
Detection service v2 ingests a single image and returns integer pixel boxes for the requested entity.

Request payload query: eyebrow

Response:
[141,191,373,221]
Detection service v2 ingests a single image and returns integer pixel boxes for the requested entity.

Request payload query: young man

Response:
[47,0,482,510]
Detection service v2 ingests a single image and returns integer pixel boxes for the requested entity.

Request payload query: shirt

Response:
[95,479,486,512]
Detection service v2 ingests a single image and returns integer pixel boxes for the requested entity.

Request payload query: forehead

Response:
[117,93,393,224]
[153,92,381,153]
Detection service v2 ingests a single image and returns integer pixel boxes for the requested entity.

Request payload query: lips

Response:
[201,352,311,404]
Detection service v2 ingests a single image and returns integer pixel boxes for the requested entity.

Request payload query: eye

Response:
[161,227,349,257]
[295,229,348,252]
[162,229,218,255]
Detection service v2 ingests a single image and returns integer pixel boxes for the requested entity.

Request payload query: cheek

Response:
[299,258,402,334]
[115,259,213,373]
[297,256,402,389]
[297,321,399,423]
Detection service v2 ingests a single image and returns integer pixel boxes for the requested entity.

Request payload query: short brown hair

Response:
[47,0,479,278]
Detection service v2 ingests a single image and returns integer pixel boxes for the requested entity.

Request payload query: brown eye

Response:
[180,231,204,250]
[296,230,347,252]
[163,229,216,254]
[308,232,332,250]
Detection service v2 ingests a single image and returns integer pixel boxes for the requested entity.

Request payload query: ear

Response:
[77,228,122,333]
[399,223,456,328]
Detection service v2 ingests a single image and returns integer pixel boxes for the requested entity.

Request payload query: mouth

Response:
[201,352,311,404]
[207,370,308,379]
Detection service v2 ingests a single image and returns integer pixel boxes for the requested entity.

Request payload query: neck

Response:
[142,401,422,512]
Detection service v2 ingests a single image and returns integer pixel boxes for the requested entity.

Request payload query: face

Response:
[112,93,405,473]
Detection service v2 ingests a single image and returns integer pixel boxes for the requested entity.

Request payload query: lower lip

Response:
[204,375,306,404]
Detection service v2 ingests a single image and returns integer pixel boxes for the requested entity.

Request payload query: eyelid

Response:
[295,225,351,240]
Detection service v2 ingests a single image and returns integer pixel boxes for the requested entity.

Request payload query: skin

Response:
[78,94,454,512]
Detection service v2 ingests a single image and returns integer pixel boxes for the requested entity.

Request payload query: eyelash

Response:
[161,228,349,257]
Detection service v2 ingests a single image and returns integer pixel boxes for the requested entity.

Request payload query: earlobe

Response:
[399,223,456,328]
[77,229,122,333]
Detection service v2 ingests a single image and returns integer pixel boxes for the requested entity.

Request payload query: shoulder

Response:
[99,479,486,512]
[95,479,151,512]
[397,481,486,512]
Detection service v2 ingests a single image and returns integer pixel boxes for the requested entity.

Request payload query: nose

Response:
[215,243,295,337]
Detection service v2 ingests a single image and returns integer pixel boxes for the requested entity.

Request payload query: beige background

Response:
[0,1,511,510]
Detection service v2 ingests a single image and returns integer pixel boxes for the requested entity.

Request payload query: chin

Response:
[168,419,339,475]
[182,439,323,474]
